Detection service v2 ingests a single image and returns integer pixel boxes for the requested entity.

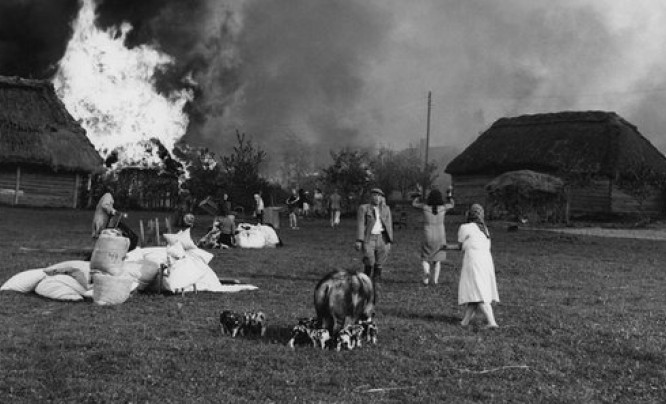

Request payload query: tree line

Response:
[90,130,437,213]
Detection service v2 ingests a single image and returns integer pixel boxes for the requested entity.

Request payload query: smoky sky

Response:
[2,0,666,164]
[0,0,79,78]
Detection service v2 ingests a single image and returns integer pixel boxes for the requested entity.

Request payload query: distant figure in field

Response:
[92,188,117,239]
[286,188,300,229]
[458,203,499,328]
[221,192,232,216]
[412,189,455,285]
[254,193,265,224]
[218,213,236,248]
[298,188,308,218]
[173,189,194,230]
[328,189,342,229]
[313,188,324,217]
[355,188,393,281]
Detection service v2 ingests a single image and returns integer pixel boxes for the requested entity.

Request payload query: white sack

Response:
[92,273,134,306]
[45,260,91,289]
[161,256,207,293]
[236,229,266,249]
[1,269,47,293]
[258,225,280,247]
[35,274,87,301]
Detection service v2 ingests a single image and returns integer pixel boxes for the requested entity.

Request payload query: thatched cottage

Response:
[445,111,666,217]
[0,76,103,208]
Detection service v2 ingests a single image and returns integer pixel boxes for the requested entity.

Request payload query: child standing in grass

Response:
[457,203,499,328]
[328,188,342,228]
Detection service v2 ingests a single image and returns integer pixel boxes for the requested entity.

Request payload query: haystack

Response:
[486,170,566,222]
[486,170,564,195]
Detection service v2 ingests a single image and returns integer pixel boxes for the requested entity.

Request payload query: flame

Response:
[52,0,193,168]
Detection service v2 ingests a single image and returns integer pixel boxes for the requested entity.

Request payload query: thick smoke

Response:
[1,0,666,162]
[0,0,79,78]
[366,0,666,152]
[228,0,391,151]
[86,0,394,172]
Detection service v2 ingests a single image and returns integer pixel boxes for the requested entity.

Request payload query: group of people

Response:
[285,188,343,230]
[355,187,499,328]
[91,184,498,327]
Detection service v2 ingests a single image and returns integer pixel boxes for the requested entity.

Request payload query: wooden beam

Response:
[73,173,81,208]
[14,166,21,205]
[155,217,160,245]
[86,174,93,208]
[139,220,145,247]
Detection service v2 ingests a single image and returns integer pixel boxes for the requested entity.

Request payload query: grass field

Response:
[1,206,666,403]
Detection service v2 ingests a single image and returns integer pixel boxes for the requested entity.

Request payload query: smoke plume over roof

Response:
[2,0,666,167]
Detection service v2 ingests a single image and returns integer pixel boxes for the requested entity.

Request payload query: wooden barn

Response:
[0,76,103,208]
[116,167,179,210]
[445,111,666,218]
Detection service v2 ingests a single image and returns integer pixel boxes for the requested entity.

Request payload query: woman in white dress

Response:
[457,203,499,328]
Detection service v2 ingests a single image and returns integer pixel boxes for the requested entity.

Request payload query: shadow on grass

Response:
[382,307,461,325]
[240,273,322,283]
[206,323,298,347]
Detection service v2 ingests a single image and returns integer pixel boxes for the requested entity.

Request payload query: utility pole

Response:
[422,91,432,196]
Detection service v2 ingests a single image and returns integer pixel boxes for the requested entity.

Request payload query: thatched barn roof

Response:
[445,111,666,178]
[0,75,102,173]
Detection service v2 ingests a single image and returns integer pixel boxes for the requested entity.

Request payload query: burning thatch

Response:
[446,110,666,179]
[0,75,103,173]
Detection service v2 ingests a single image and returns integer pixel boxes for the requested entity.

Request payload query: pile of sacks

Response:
[1,228,257,305]
[89,229,135,305]
[235,223,281,249]
[0,229,140,305]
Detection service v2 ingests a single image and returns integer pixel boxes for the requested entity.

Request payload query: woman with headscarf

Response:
[457,203,499,328]
[92,188,117,239]
[412,189,455,285]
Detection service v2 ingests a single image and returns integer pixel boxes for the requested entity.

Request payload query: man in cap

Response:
[355,188,393,281]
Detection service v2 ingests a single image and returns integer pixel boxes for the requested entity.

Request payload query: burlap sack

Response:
[91,231,130,275]
[92,273,134,306]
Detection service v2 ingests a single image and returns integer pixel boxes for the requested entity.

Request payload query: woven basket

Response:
[92,273,134,306]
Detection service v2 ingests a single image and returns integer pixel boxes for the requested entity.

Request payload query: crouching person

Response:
[217,213,236,248]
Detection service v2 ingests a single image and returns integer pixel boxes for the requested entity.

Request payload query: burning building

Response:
[102,138,182,210]
[52,0,192,206]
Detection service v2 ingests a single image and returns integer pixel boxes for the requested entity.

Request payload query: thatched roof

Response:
[0,75,103,173]
[445,111,666,179]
